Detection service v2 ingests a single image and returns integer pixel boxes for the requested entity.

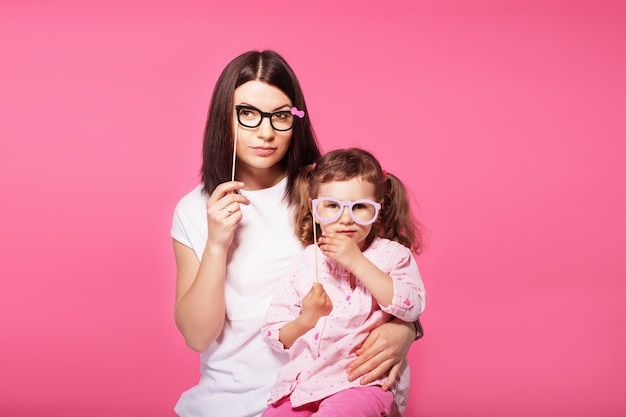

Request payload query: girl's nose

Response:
[338,207,353,224]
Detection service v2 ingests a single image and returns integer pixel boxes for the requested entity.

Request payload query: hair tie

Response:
[312,162,317,169]
[382,169,388,179]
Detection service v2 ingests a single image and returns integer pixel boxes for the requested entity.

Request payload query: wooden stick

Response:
[231,125,238,182]
[313,211,319,284]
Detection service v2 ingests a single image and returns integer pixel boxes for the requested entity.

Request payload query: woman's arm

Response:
[174,181,248,352]
[173,240,228,352]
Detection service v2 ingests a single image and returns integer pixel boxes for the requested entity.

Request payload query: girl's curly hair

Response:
[293,148,424,254]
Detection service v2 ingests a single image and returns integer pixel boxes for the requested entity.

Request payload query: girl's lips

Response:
[253,147,275,157]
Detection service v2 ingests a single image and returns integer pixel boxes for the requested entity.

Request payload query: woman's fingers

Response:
[346,332,387,382]
[346,320,413,384]
[207,181,249,217]
[209,181,245,200]
[381,361,403,391]
[204,181,250,248]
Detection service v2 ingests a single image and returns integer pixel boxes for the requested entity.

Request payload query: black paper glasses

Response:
[235,105,297,131]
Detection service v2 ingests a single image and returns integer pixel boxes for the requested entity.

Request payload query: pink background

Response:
[1,1,625,416]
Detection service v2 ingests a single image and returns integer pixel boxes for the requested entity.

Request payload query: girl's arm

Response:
[318,233,425,316]
[263,249,333,350]
[350,256,394,306]
[174,181,248,352]
[277,282,332,349]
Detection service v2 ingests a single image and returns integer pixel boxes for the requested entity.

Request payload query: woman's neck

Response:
[235,164,286,191]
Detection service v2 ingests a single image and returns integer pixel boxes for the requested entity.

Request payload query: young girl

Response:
[171,51,420,417]
[262,148,426,416]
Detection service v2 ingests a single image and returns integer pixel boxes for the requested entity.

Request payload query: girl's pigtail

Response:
[380,172,424,254]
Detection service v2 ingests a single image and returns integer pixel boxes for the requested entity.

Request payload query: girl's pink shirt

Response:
[262,237,426,411]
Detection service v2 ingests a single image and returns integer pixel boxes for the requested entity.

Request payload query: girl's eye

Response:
[353,203,366,210]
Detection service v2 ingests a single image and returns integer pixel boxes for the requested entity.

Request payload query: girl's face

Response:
[316,177,378,251]
[232,80,293,189]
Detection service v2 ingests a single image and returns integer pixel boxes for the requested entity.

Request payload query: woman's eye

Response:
[239,108,258,119]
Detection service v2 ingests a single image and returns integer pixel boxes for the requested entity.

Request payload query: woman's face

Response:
[232,80,293,189]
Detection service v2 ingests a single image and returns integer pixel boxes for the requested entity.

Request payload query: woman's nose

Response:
[256,117,275,140]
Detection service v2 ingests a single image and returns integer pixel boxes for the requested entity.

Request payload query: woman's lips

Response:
[253,147,275,157]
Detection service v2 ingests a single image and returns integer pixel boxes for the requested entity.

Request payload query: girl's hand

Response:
[205,181,249,249]
[318,232,363,272]
[346,318,415,390]
[276,283,333,349]
[300,283,333,328]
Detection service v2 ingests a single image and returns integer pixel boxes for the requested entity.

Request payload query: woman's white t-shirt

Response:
[171,177,301,417]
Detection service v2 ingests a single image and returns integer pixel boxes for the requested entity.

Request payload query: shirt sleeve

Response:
[379,244,426,322]
[262,251,308,352]
[171,202,191,247]
[170,185,207,262]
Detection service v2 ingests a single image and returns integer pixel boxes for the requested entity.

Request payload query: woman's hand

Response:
[205,181,248,249]
[346,318,415,390]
